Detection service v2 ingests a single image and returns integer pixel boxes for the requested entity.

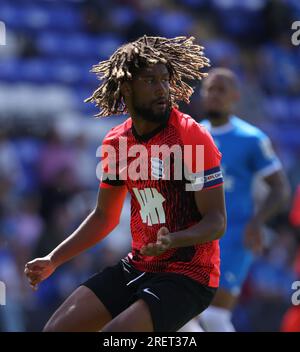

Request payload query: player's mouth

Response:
[153,98,167,109]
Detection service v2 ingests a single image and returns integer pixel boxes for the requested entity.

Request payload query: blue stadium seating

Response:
[148,10,193,37]
[0,0,298,152]
[0,59,21,82]
[36,32,122,59]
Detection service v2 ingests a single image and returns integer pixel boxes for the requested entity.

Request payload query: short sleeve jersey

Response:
[100,108,223,287]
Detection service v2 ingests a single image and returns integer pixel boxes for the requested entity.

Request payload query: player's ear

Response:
[232,89,240,103]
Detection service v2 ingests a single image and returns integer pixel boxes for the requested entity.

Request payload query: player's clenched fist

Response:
[24,256,56,290]
[140,227,172,256]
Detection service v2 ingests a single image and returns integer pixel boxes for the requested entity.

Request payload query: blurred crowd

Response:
[0,0,299,331]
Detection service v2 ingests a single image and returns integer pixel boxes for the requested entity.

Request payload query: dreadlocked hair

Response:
[85,35,210,117]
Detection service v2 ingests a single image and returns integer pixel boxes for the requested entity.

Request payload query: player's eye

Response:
[144,78,154,84]
[142,77,169,85]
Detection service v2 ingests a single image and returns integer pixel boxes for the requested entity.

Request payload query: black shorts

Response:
[81,259,216,332]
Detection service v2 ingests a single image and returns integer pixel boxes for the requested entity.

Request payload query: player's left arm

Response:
[252,169,291,224]
[244,169,291,253]
[244,134,291,253]
[140,185,226,256]
[169,184,227,247]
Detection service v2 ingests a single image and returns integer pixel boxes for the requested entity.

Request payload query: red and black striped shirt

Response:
[100,108,223,287]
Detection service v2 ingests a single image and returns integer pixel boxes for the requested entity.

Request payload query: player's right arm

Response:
[24,185,127,289]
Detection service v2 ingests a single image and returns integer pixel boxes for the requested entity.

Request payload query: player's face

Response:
[130,63,171,123]
[201,75,239,118]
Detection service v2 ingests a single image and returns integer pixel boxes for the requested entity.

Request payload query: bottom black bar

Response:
[0,332,298,351]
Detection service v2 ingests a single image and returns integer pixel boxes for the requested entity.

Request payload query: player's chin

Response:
[152,106,169,121]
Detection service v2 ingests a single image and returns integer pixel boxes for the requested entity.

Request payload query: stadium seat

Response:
[147,10,194,37]
[19,59,54,83]
[0,3,25,29]
[214,7,263,39]
[36,32,89,58]
[0,83,75,116]
[289,99,300,121]
[203,39,240,66]
[88,35,123,60]
[263,96,290,122]
[36,32,122,60]
[109,6,137,29]
[0,2,82,31]
[0,59,21,82]
[178,0,208,9]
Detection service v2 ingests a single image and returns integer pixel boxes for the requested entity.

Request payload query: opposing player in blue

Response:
[180,68,290,332]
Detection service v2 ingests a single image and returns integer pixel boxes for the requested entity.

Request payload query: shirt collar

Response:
[207,116,235,135]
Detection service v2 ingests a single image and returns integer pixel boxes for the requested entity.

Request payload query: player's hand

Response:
[243,219,264,255]
[140,227,172,256]
[24,256,56,291]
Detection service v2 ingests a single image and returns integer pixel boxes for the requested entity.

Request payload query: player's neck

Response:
[209,114,230,127]
[131,118,163,137]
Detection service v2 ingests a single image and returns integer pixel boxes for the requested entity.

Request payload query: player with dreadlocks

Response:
[85,36,209,116]
[24,36,226,332]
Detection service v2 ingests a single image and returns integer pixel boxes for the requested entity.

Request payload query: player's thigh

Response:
[102,299,153,332]
[135,273,216,332]
[43,261,141,332]
[43,285,112,332]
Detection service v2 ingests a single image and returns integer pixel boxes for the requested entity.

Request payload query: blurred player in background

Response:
[24,36,226,332]
[180,68,290,332]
